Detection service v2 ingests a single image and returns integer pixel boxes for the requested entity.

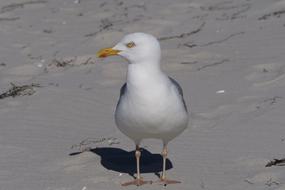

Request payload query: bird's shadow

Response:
[70,147,173,178]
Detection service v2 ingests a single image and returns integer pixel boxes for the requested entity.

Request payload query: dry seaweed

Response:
[1,0,47,13]
[0,83,41,99]
[259,10,285,20]
[0,17,20,21]
[52,59,74,67]
[265,158,285,167]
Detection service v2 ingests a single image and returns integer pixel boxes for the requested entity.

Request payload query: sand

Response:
[0,0,285,189]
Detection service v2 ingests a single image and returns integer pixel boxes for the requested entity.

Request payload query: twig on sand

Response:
[0,17,20,21]
[1,0,47,13]
[181,61,198,65]
[244,179,254,185]
[0,83,41,99]
[182,43,198,48]
[200,32,244,47]
[197,59,229,71]
[266,158,285,167]
[158,22,205,41]
[259,9,285,20]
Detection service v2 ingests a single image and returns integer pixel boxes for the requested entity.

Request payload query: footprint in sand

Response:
[246,63,285,88]
[63,151,101,173]
[0,65,43,87]
[245,171,283,187]
[194,95,283,130]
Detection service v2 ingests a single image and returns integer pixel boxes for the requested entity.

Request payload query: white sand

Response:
[0,0,285,189]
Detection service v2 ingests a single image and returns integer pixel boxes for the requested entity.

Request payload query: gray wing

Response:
[116,83,127,108]
[169,77,188,112]
[118,79,188,112]
[119,83,127,97]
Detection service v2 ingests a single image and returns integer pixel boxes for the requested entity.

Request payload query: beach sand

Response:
[0,0,285,189]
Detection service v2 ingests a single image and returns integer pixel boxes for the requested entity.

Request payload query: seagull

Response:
[97,33,189,186]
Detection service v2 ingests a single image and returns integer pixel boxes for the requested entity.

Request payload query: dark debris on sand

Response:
[0,83,41,100]
[266,158,285,167]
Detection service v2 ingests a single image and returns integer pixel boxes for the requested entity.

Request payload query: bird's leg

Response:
[156,145,181,186]
[161,145,167,180]
[121,145,152,186]
[136,145,142,179]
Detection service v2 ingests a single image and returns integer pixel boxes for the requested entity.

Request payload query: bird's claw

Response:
[121,178,153,186]
[155,178,181,186]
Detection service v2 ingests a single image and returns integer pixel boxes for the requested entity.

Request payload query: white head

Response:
[97,33,161,65]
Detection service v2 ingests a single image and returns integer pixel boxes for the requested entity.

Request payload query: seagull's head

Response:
[97,33,161,64]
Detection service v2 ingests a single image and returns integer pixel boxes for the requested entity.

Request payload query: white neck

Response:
[126,60,166,93]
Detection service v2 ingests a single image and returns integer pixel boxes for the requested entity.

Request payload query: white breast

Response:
[114,66,189,144]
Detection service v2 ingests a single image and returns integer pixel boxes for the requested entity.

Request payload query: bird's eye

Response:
[126,42,136,48]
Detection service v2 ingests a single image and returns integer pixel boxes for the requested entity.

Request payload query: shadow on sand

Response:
[70,147,173,177]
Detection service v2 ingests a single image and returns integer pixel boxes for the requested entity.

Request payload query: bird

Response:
[96,32,189,186]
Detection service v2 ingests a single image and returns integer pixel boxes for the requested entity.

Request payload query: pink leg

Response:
[121,145,152,186]
[156,145,181,186]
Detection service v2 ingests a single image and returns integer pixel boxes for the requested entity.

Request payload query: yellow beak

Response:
[96,47,121,58]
